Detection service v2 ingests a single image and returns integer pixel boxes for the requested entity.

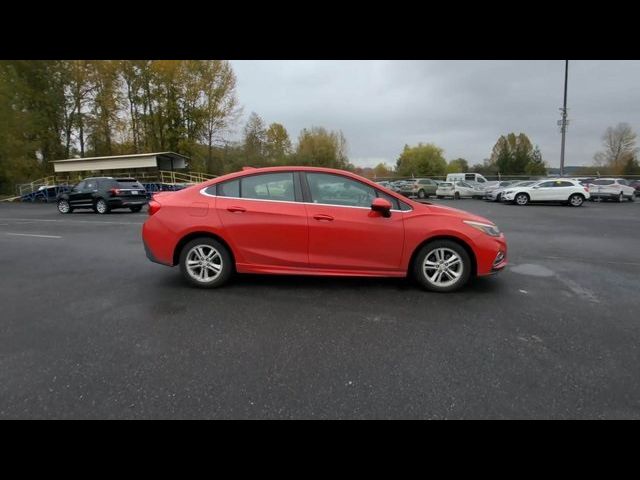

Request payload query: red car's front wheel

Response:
[413,240,471,292]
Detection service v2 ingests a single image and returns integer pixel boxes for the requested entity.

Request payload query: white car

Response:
[586,178,636,202]
[436,181,485,199]
[502,179,590,207]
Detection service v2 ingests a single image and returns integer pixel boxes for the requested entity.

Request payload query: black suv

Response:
[57,177,148,214]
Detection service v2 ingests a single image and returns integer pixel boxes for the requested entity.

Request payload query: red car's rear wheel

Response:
[179,238,233,288]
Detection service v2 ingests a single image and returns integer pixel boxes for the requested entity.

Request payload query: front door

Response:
[303,172,405,272]
[68,181,89,207]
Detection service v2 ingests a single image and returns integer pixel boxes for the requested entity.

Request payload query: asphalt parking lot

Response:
[1,199,639,419]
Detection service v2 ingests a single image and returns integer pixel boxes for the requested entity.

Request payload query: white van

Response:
[446,173,489,184]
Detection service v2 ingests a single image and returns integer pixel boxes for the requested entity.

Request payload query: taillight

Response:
[109,188,122,196]
[148,200,161,216]
[584,186,589,192]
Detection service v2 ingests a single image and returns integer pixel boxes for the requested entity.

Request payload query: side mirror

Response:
[371,197,392,218]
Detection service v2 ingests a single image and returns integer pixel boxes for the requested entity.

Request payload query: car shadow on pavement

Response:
[153,270,504,294]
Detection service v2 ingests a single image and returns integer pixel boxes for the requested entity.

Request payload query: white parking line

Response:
[0,217,142,226]
[5,233,62,239]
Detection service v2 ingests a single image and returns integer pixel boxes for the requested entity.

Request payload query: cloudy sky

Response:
[229,60,640,169]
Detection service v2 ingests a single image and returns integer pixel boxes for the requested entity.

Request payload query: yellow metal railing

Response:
[15,170,217,197]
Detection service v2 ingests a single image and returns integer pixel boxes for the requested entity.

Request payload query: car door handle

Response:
[313,214,334,221]
[227,206,246,213]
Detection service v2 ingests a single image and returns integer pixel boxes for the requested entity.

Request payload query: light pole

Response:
[559,60,569,176]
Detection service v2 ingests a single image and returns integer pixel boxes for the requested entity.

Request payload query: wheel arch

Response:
[173,231,236,269]
[408,235,477,279]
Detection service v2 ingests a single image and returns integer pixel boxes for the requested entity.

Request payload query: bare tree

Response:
[594,123,639,173]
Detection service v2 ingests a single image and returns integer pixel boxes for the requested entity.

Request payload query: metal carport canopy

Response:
[50,152,189,173]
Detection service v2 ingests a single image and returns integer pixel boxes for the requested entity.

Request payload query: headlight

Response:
[502,190,513,195]
[463,220,501,237]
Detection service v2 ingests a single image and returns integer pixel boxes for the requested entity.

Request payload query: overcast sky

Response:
[229,60,640,169]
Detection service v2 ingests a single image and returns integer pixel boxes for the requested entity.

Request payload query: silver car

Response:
[486,181,536,202]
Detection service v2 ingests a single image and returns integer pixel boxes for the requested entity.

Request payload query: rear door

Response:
[214,172,309,268]
[303,172,405,272]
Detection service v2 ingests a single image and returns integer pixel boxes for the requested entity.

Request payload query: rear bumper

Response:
[142,217,175,267]
[107,197,149,208]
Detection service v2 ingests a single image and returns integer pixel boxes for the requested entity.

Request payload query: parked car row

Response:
[376,174,638,207]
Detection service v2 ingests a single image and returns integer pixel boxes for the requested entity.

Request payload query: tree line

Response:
[374,124,640,179]
[0,60,357,193]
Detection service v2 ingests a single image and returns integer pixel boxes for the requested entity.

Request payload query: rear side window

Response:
[217,179,240,197]
[241,173,295,202]
[559,181,575,187]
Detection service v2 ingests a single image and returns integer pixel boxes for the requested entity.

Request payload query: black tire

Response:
[437,195,444,199]
[130,206,143,213]
[413,240,472,292]
[569,193,584,207]
[515,193,529,206]
[57,199,73,214]
[629,194,635,202]
[417,189,426,199]
[454,192,460,200]
[617,192,624,203]
[94,198,110,214]
[495,193,502,202]
[179,237,233,289]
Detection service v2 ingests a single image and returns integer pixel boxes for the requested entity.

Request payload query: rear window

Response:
[440,182,453,187]
[116,179,144,189]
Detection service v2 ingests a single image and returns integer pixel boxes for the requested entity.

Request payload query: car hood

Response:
[422,202,496,225]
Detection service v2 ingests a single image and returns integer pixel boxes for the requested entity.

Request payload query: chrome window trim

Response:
[198,186,410,212]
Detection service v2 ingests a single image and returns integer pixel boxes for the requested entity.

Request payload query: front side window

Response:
[306,173,376,208]
[241,173,295,202]
[73,181,86,192]
[537,181,555,188]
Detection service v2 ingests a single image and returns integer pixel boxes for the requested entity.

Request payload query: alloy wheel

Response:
[570,194,583,207]
[96,199,108,214]
[58,200,70,213]
[185,245,223,283]
[423,248,463,289]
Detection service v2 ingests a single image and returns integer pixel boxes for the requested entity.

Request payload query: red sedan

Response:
[142,166,507,292]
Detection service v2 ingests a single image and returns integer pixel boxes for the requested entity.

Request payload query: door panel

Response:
[306,204,404,270]
[303,172,405,271]
[216,197,309,267]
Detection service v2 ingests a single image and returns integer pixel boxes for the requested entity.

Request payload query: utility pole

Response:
[559,60,569,176]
